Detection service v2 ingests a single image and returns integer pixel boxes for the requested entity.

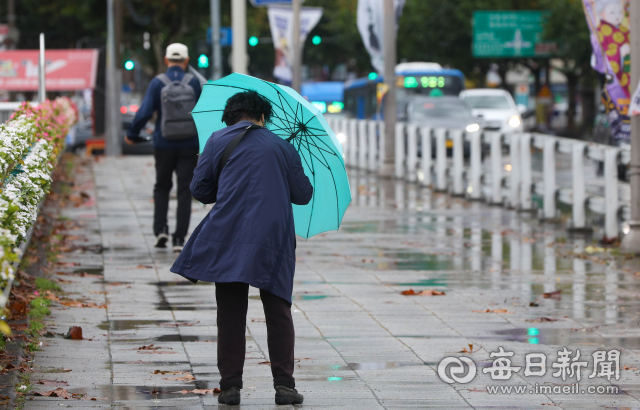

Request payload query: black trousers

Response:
[216,282,295,390]
[153,147,198,239]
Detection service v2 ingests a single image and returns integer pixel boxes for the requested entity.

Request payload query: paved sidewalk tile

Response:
[22,157,640,409]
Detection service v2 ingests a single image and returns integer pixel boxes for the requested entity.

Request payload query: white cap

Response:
[165,43,189,60]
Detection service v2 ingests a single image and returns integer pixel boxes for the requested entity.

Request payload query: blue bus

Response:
[301,81,345,115]
[344,62,466,120]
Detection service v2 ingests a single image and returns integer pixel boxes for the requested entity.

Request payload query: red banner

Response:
[0,49,99,91]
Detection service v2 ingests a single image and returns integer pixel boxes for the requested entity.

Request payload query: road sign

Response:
[207,27,232,47]
[472,11,556,58]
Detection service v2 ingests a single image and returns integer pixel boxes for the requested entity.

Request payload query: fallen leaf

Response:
[59,300,106,309]
[259,361,271,365]
[138,344,161,351]
[417,290,445,296]
[64,326,83,340]
[251,318,265,322]
[543,290,562,299]
[153,370,190,375]
[36,379,69,386]
[525,317,562,323]
[623,366,638,370]
[33,388,72,399]
[456,344,477,353]
[164,374,195,381]
[472,309,512,314]
[7,300,27,315]
[401,289,418,295]
[529,302,539,307]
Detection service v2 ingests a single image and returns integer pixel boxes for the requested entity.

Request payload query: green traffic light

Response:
[311,35,321,45]
[248,36,259,46]
[368,72,377,80]
[124,60,134,70]
[198,54,209,68]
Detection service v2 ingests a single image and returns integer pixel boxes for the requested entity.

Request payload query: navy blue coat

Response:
[170,121,313,303]
[126,66,201,150]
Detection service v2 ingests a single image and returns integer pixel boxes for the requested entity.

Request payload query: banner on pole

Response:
[356,0,405,74]
[267,6,323,83]
[582,0,630,141]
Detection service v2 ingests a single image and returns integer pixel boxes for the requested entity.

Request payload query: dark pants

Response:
[216,282,295,390]
[153,147,198,239]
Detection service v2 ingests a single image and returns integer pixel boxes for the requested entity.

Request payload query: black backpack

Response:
[156,73,198,140]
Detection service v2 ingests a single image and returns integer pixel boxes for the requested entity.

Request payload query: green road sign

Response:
[473,11,555,58]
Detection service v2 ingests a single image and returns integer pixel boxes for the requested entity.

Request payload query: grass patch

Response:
[25,342,40,352]
[0,337,6,351]
[35,277,61,292]
[14,373,31,410]
[26,321,44,339]
[28,297,51,320]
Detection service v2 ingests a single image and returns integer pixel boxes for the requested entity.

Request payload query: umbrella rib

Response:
[300,133,338,157]
[300,134,331,170]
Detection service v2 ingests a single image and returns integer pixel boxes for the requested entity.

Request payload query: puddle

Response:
[488,328,640,349]
[155,302,217,311]
[99,320,174,331]
[154,281,211,287]
[73,267,104,275]
[248,294,334,301]
[153,335,216,342]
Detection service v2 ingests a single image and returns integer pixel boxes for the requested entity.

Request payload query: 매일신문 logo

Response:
[437,356,477,384]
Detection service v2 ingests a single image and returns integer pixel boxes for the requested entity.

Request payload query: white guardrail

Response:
[327,118,631,240]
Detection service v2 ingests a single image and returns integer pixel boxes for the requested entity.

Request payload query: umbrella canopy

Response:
[191,73,351,239]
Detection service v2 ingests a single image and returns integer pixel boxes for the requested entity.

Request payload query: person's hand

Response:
[124,136,136,145]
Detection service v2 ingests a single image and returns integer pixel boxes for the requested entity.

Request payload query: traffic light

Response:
[311,35,321,45]
[198,54,209,68]
[248,36,259,46]
[368,72,377,80]
[124,60,135,70]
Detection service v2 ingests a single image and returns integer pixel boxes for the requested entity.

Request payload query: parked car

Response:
[403,96,479,158]
[459,88,524,133]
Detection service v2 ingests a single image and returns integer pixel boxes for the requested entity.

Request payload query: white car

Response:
[459,89,524,133]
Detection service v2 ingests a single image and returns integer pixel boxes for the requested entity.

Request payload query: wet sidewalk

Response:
[25,157,640,409]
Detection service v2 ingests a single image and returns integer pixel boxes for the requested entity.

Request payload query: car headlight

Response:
[509,115,521,128]
[336,132,346,143]
[465,123,480,133]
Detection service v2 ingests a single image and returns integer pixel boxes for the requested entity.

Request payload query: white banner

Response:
[357,0,405,74]
[267,6,323,83]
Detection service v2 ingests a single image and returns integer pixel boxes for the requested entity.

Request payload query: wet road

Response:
[25,157,640,409]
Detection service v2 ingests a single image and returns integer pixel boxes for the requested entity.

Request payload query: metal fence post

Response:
[469,130,482,200]
[543,138,557,219]
[604,148,620,240]
[509,133,521,209]
[358,120,367,170]
[520,133,532,210]
[368,120,378,172]
[451,129,464,196]
[420,126,432,187]
[435,128,447,191]
[348,119,358,167]
[379,121,385,170]
[490,132,502,204]
[572,142,587,229]
[406,124,418,182]
[395,122,405,179]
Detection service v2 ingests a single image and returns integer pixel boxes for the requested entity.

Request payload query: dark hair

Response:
[221,90,273,126]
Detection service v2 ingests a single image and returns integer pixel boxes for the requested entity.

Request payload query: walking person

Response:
[125,43,201,252]
[170,91,313,405]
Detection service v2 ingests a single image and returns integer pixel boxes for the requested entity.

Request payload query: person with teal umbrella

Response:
[171,90,312,405]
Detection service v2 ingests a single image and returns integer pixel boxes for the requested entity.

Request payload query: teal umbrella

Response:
[191,73,351,239]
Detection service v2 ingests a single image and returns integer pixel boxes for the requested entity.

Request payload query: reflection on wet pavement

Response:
[25,160,640,410]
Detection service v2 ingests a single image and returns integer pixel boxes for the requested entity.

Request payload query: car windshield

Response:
[409,99,473,120]
[463,95,511,109]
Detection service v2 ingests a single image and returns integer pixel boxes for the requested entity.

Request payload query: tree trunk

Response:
[580,82,595,138]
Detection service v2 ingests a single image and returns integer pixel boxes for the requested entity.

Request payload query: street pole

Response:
[379,0,396,178]
[38,33,45,103]
[622,1,640,252]
[231,0,248,74]
[105,0,122,156]
[211,0,223,80]
[292,0,302,92]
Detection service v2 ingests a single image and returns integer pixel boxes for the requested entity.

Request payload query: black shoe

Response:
[172,236,185,252]
[275,385,303,405]
[218,386,241,405]
[155,226,169,248]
